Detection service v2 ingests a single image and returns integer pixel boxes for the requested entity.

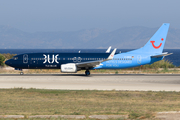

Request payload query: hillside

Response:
[0,25,179,49]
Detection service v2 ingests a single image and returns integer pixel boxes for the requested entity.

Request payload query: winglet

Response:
[107,48,116,60]
[106,46,111,53]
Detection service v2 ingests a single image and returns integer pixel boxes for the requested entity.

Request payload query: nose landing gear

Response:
[20,72,24,75]
[20,69,24,75]
[85,70,90,76]
[15,68,24,75]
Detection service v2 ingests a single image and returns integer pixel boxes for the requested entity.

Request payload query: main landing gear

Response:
[85,70,90,76]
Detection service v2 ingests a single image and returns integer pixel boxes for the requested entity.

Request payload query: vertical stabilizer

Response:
[141,23,170,53]
[106,46,111,53]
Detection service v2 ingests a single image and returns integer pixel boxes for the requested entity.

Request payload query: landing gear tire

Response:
[85,70,90,76]
[20,72,24,75]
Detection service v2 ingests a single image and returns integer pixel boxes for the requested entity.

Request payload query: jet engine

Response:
[61,63,77,73]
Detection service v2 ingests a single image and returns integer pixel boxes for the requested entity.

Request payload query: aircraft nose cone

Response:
[5,60,11,66]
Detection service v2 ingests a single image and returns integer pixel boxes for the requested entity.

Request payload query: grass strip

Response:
[0,88,180,119]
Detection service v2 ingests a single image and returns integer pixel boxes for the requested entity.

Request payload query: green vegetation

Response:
[0,88,180,119]
[127,59,175,70]
[0,53,16,67]
[0,118,103,120]
[0,118,125,120]
[0,54,6,66]
[3,53,16,60]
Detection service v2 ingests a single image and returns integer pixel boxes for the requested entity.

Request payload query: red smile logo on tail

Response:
[150,38,164,49]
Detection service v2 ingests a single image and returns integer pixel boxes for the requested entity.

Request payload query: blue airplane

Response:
[5,23,172,75]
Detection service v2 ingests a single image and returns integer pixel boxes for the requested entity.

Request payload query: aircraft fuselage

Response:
[5,52,163,70]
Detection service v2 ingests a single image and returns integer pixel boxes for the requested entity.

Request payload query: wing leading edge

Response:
[76,48,117,68]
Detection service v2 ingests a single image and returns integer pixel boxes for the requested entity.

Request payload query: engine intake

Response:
[61,63,77,73]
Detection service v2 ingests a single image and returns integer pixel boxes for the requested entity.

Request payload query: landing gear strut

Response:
[20,69,24,75]
[85,70,90,76]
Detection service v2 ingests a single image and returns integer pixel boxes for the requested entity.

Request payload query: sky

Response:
[0,0,180,32]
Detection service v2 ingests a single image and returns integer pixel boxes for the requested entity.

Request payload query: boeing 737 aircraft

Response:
[5,23,172,75]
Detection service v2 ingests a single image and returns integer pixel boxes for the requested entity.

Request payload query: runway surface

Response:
[0,74,180,91]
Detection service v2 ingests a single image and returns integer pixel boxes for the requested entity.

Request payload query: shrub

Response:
[0,54,6,67]
[130,60,175,70]
[3,53,16,59]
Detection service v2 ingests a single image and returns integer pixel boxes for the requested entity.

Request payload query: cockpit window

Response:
[13,57,18,60]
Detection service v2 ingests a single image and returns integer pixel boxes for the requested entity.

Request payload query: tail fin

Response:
[141,23,170,54]
[106,46,111,53]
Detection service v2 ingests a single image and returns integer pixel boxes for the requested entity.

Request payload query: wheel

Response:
[85,70,90,76]
[20,72,24,75]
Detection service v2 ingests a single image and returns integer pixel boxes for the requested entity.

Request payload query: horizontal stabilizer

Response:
[151,52,173,58]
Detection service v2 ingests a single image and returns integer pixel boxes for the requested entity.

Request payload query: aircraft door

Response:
[137,55,141,64]
[23,54,28,64]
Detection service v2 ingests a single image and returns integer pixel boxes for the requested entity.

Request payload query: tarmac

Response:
[0,74,180,91]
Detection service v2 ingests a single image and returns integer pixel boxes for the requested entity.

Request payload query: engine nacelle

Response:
[61,63,77,73]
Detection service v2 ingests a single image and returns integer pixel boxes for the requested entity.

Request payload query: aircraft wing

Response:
[76,48,117,68]
[151,52,173,58]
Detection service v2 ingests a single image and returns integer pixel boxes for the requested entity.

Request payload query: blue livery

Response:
[5,23,172,75]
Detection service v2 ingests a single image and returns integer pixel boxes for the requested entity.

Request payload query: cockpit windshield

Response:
[13,57,18,60]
